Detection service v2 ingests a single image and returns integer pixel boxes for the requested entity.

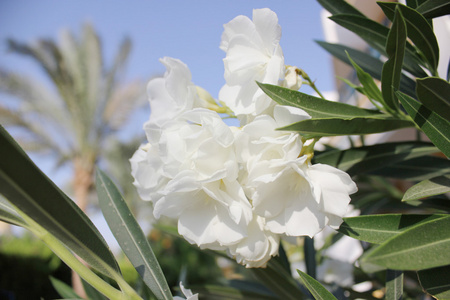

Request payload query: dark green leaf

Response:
[385,270,403,300]
[188,285,277,300]
[370,155,450,181]
[50,276,81,299]
[379,2,440,72]
[0,125,120,279]
[82,279,108,300]
[279,117,413,138]
[304,237,316,279]
[403,175,450,201]
[397,92,450,158]
[317,41,416,97]
[381,7,407,111]
[416,77,450,121]
[338,214,447,244]
[297,270,338,300]
[257,83,384,118]
[313,141,438,176]
[418,265,450,299]
[361,216,450,270]
[416,0,450,18]
[95,169,172,300]
[251,259,304,300]
[406,0,427,9]
[316,0,364,16]
[330,14,427,78]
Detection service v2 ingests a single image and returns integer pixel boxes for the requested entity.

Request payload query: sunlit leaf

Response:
[257,83,383,118]
[361,215,450,270]
[95,169,173,300]
[279,117,413,138]
[297,270,338,300]
[403,175,450,201]
[416,77,450,121]
[313,141,437,176]
[381,7,407,111]
[0,196,28,228]
[338,214,447,244]
[397,92,450,158]
[418,265,450,299]
[0,125,120,279]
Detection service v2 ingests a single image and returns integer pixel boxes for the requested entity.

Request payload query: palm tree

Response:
[0,23,147,213]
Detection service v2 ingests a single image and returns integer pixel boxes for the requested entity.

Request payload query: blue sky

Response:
[0,1,334,97]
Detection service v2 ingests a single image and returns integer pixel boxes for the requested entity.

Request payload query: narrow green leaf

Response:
[95,169,172,300]
[346,53,384,105]
[385,270,403,300]
[416,0,450,19]
[0,196,28,228]
[361,216,450,270]
[257,83,384,118]
[251,259,304,300]
[381,7,407,111]
[397,91,450,158]
[0,125,120,279]
[317,41,416,97]
[406,0,427,9]
[418,265,450,299]
[297,270,338,300]
[338,214,447,244]
[379,2,440,72]
[279,117,413,138]
[50,276,81,299]
[304,237,316,279]
[188,285,277,300]
[313,141,438,176]
[371,155,450,181]
[403,175,450,201]
[416,77,450,121]
[81,279,108,300]
[316,0,364,16]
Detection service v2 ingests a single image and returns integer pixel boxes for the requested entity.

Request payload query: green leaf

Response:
[251,259,304,300]
[50,276,81,299]
[257,83,384,118]
[317,41,416,97]
[95,169,172,300]
[187,285,277,300]
[418,265,450,299]
[403,175,450,201]
[416,77,450,121]
[379,2,440,72]
[316,0,364,16]
[346,53,384,105]
[0,125,120,279]
[416,0,450,19]
[385,270,404,300]
[279,117,413,138]
[338,214,447,244]
[313,141,438,176]
[330,14,426,78]
[297,270,338,300]
[371,155,450,181]
[82,279,108,300]
[381,7,407,111]
[397,91,450,158]
[361,215,450,270]
[0,196,28,228]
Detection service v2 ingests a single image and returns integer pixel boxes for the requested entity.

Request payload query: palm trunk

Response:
[72,157,94,298]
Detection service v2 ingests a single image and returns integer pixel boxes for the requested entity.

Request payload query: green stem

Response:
[297,68,325,99]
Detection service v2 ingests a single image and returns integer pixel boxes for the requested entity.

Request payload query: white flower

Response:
[146,57,206,127]
[227,215,280,268]
[174,282,199,300]
[249,158,357,237]
[219,8,285,122]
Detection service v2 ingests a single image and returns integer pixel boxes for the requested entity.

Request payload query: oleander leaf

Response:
[416,77,450,121]
[297,270,338,300]
[402,175,450,201]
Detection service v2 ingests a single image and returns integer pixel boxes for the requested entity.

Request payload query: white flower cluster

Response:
[131,8,357,268]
